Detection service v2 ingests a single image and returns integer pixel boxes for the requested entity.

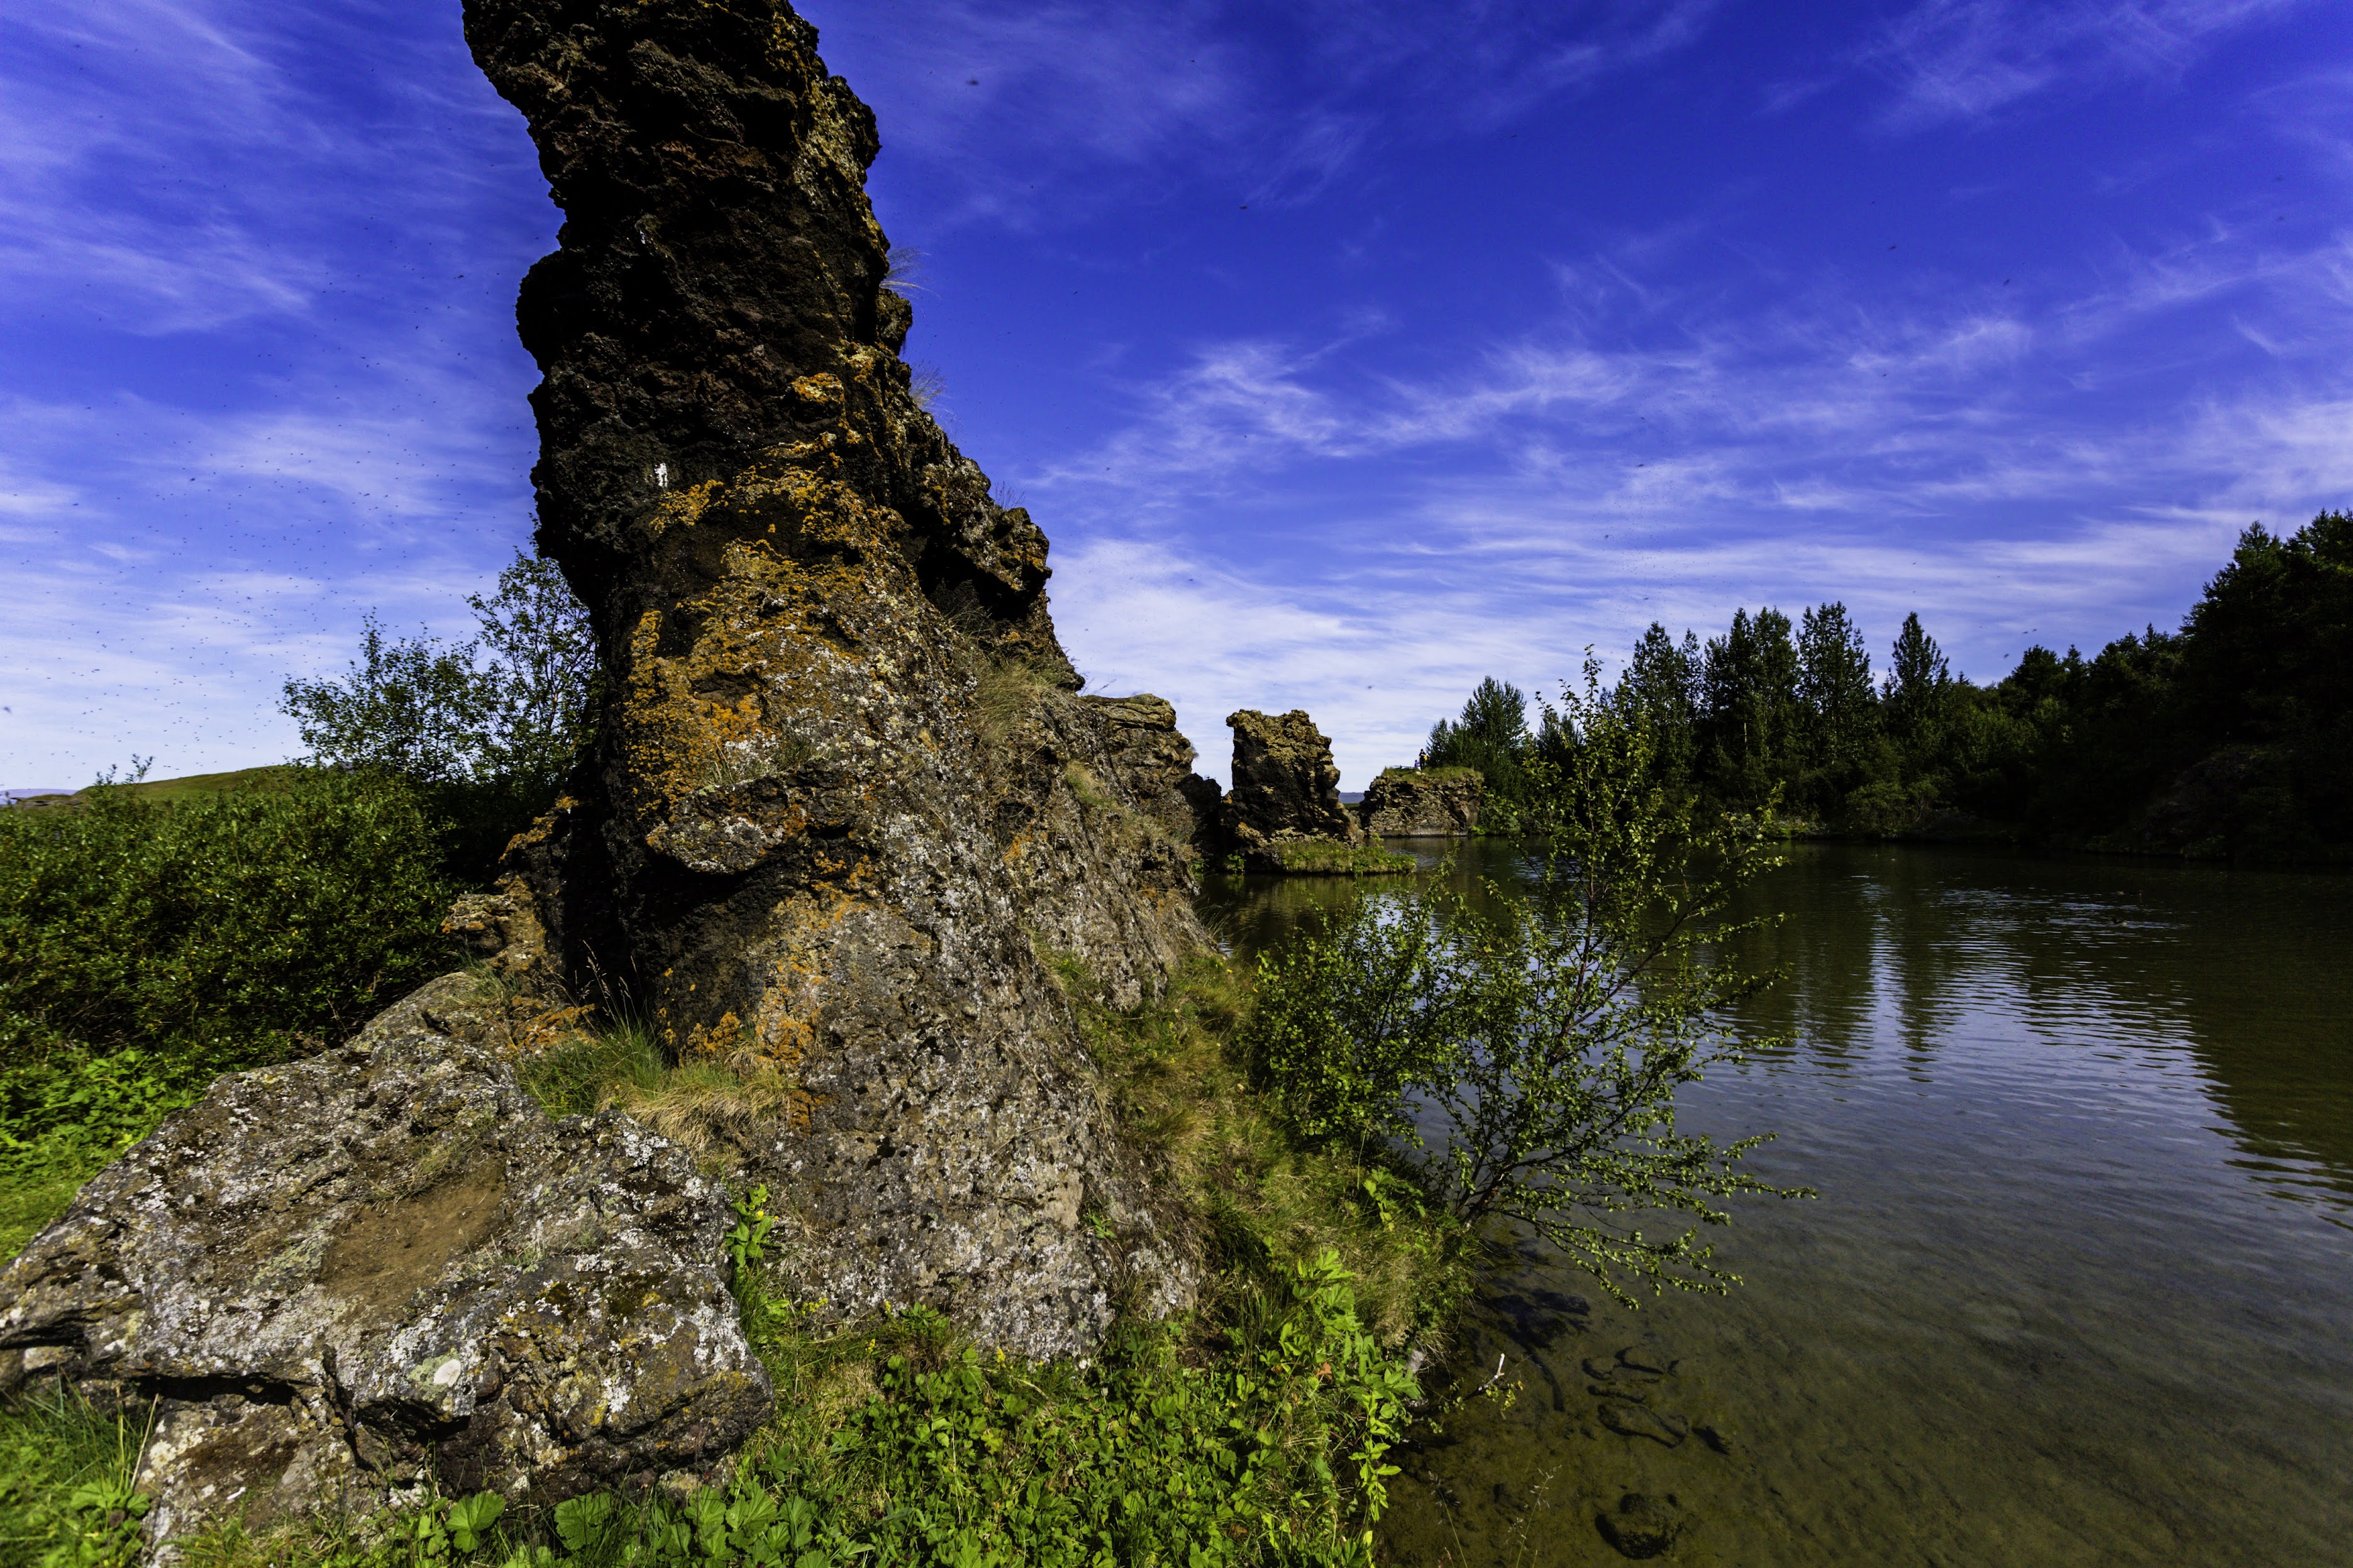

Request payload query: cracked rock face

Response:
[461,0,1205,1356]
[0,973,768,1547]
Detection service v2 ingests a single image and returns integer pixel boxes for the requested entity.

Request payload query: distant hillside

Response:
[6,765,303,810]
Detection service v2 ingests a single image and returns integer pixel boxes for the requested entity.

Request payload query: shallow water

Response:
[1199,842,2353,1567]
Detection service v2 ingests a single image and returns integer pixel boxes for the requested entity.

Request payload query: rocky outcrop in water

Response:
[1357,767,1482,837]
[1221,710,1357,863]
[0,971,766,1545]
[456,0,1205,1355]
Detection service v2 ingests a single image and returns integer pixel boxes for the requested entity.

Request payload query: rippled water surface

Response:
[1199,842,2353,1567]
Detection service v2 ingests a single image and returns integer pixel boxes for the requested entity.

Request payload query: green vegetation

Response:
[517,1018,810,1168]
[0,559,1798,1562]
[0,1382,152,1568]
[0,957,1468,1568]
[0,553,586,1256]
[11,765,307,815]
[1252,663,1806,1306]
[1417,511,2353,861]
[0,768,455,1257]
[1259,840,1415,877]
[281,551,596,877]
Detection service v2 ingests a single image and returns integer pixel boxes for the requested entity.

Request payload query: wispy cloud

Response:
[804,0,1722,228]
[1037,213,2353,772]
[0,0,550,781]
[1862,0,2311,128]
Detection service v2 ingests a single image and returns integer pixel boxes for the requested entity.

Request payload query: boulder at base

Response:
[0,971,768,1547]
[1357,766,1483,837]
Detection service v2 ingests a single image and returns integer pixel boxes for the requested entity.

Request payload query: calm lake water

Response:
[1200,841,2353,1567]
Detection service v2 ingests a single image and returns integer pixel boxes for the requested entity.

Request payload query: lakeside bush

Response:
[1254,662,1808,1305]
[0,768,455,1256]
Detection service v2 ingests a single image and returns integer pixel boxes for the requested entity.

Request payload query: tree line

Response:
[1423,510,2352,860]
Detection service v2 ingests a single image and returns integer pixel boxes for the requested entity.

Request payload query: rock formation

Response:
[1221,710,1358,862]
[4,0,1215,1542]
[457,0,1205,1352]
[1358,767,1483,837]
[0,969,767,1542]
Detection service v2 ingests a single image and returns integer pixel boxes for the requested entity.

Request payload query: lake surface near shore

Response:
[1199,841,2353,1567]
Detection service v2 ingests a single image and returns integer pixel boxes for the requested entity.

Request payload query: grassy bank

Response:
[1219,841,1417,877]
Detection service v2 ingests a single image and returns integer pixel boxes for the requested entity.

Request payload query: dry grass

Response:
[971,656,1059,744]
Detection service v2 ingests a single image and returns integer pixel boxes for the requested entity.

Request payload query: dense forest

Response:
[1425,511,2352,861]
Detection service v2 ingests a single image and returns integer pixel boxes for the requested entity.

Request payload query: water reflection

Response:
[1199,842,2353,1566]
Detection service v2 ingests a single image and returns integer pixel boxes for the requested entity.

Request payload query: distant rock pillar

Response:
[1222,709,1358,851]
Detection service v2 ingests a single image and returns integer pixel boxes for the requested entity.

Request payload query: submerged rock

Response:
[1596,1399,1689,1446]
[1356,766,1483,837]
[0,972,767,1547]
[457,0,1204,1356]
[1596,1491,1688,1559]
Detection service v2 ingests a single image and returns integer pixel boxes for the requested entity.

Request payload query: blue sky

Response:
[3,0,2347,789]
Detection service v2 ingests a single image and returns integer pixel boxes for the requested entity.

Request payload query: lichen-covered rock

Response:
[0,971,767,1549]
[1358,766,1483,837]
[457,0,1205,1355]
[1222,709,1358,858]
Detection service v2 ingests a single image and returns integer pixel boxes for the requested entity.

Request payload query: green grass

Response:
[515,1015,812,1174]
[1263,840,1415,878]
[12,765,304,813]
[0,1383,153,1568]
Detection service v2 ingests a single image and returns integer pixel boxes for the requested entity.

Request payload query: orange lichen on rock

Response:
[461,0,1221,1359]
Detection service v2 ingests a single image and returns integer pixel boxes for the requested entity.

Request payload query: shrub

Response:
[1247,661,1810,1305]
[282,551,596,877]
[1243,898,1448,1149]
[0,768,455,1255]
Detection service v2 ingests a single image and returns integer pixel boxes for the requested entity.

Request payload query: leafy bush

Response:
[0,768,455,1255]
[1243,900,1448,1147]
[282,551,596,876]
[1249,663,1808,1305]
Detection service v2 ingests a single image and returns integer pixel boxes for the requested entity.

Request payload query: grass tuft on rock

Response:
[517,1017,812,1166]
